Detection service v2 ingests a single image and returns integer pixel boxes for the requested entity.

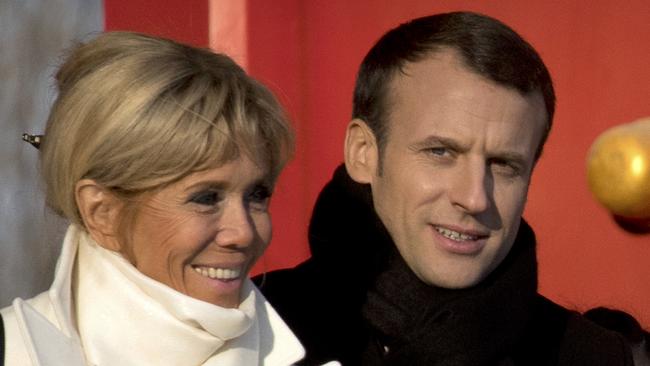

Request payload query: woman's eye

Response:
[248,186,271,207]
[189,191,222,206]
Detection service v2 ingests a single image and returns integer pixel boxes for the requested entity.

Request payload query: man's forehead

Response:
[384,50,547,135]
[382,55,547,162]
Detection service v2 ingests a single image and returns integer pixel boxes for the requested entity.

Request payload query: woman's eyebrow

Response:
[183,180,228,193]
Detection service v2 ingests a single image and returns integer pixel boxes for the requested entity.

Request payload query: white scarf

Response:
[74,231,263,365]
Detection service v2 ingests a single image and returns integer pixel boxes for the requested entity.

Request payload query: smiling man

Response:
[257,11,633,365]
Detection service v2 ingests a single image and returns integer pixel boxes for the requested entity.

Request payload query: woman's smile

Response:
[121,156,272,309]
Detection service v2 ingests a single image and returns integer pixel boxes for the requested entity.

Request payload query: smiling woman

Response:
[113,157,274,309]
[0,32,305,365]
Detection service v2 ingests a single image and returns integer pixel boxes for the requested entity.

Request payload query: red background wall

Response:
[105,0,650,327]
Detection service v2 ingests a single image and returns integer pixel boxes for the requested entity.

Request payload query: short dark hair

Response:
[352,11,555,161]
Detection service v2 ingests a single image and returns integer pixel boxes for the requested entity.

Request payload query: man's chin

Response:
[417,267,489,289]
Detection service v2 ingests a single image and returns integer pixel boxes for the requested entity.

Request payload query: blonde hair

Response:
[41,31,293,226]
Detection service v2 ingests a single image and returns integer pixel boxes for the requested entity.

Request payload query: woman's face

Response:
[121,156,273,308]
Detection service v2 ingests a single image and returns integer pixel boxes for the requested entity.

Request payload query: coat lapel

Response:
[13,299,86,366]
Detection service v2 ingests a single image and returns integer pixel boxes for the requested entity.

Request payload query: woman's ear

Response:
[75,179,123,251]
[344,118,379,184]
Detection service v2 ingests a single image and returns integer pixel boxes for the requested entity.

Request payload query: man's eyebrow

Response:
[489,151,529,166]
[409,135,467,152]
[410,136,530,165]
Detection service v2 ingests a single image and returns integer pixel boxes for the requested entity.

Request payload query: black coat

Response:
[1,313,4,366]
[256,165,633,366]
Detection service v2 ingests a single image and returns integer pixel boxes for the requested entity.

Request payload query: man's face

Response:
[369,50,546,288]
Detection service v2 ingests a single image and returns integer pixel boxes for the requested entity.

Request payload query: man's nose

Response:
[449,160,490,214]
[214,200,255,248]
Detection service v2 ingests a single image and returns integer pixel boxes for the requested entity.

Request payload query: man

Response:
[257,11,633,365]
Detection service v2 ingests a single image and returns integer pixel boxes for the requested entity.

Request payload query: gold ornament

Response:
[586,117,650,233]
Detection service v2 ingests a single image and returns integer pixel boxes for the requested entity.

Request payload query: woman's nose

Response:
[214,200,255,248]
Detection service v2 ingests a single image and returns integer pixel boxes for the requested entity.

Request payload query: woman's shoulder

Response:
[1,295,86,366]
[1,293,51,366]
[1,298,38,366]
[1,292,55,322]
[1,311,5,366]
[0,292,84,366]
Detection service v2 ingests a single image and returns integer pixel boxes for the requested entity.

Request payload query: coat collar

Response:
[12,225,304,365]
[8,226,90,365]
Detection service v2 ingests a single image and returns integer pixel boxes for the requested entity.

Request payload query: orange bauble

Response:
[586,117,650,233]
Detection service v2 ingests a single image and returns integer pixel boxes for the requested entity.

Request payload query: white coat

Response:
[1,225,307,366]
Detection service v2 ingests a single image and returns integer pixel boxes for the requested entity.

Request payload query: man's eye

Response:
[490,159,521,176]
[426,147,449,156]
[189,191,221,206]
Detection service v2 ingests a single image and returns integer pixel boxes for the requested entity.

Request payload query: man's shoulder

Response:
[255,259,323,331]
[256,270,634,366]
[255,260,367,365]
[255,258,364,312]
[255,259,319,305]
[524,295,633,366]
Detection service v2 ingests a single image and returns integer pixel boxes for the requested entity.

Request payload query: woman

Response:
[1,31,304,365]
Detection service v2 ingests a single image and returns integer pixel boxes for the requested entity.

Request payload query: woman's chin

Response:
[186,268,245,308]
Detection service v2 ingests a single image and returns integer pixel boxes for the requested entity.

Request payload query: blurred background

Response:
[1,0,648,328]
[0,0,102,307]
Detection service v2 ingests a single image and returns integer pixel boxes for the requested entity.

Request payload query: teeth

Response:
[193,266,241,280]
[436,227,477,241]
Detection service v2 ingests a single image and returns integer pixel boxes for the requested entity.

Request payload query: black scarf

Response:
[309,165,539,365]
[361,218,538,365]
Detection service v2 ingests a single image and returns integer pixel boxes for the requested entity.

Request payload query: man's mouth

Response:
[192,266,242,281]
[435,226,481,241]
